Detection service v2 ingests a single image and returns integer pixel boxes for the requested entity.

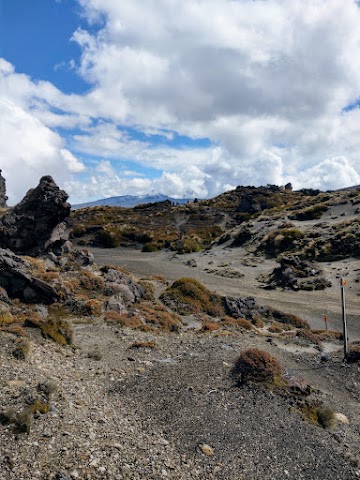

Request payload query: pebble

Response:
[199,444,215,457]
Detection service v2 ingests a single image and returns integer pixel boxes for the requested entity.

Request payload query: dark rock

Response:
[230,227,252,248]
[257,255,331,291]
[0,170,8,208]
[223,296,266,320]
[0,248,59,303]
[0,176,71,256]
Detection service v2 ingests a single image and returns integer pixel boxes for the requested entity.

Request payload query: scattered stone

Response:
[199,444,215,457]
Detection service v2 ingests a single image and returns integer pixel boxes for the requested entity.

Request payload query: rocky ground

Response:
[1,316,360,480]
[1,179,360,479]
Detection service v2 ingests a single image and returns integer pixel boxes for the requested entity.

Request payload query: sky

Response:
[1,0,360,205]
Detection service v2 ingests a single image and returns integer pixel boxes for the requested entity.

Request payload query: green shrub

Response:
[160,278,225,317]
[26,317,73,345]
[289,204,328,221]
[142,242,161,252]
[301,404,336,429]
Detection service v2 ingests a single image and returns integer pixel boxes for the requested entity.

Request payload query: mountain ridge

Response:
[72,193,193,209]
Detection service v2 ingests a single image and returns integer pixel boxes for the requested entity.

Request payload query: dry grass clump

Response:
[160,278,224,317]
[138,280,155,301]
[300,404,337,429]
[26,317,73,345]
[271,309,310,330]
[260,228,304,256]
[346,343,360,363]
[0,312,15,327]
[311,329,342,342]
[137,304,182,332]
[289,203,328,221]
[199,321,220,332]
[0,401,51,434]
[268,323,284,334]
[13,338,32,360]
[105,311,147,330]
[231,348,283,386]
[296,330,321,345]
[78,270,105,291]
[221,316,254,331]
[37,379,58,398]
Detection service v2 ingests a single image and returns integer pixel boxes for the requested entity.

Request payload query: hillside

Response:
[70,185,360,260]
[1,179,360,479]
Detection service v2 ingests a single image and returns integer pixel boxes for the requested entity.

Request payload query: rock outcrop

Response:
[0,176,71,256]
[257,255,332,291]
[0,248,59,303]
[0,170,8,208]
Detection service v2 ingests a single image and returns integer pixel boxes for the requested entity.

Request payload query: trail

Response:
[91,247,360,340]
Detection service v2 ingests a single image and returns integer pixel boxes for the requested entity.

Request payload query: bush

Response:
[160,278,225,317]
[13,338,31,360]
[231,348,283,385]
[301,404,336,429]
[271,309,310,330]
[221,316,254,331]
[142,242,161,252]
[26,317,73,345]
[289,204,328,221]
[347,344,360,363]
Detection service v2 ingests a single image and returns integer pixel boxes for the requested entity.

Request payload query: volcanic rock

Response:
[0,170,8,208]
[0,248,59,304]
[0,176,71,256]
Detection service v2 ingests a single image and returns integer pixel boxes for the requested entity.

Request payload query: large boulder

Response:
[0,176,71,256]
[0,248,59,304]
[0,169,8,208]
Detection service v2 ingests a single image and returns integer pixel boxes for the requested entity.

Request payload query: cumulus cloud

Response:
[3,1,360,203]
[0,96,85,204]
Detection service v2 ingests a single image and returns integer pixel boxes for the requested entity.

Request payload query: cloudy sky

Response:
[1,0,360,204]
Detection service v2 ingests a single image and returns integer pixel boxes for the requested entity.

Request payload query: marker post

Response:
[340,278,348,359]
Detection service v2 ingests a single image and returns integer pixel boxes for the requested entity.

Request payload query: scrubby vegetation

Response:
[160,278,225,317]
[231,348,283,385]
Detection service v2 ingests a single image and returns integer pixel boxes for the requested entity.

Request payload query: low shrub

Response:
[137,304,182,332]
[289,204,328,221]
[142,242,161,252]
[26,317,73,345]
[221,316,254,331]
[301,404,336,429]
[271,309,310,330]
[199,321,220,332]
[160,278,225,317]
[231,348,283,385]
[346,344,360,363]
[13,338,31,360]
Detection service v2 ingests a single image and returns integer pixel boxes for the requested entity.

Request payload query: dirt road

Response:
[91,246,360,340]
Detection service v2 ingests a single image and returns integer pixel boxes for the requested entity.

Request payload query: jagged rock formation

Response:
[257,255,332,291]
[0,248,59,303]
[0,170,8,208]
[0,176,71,256]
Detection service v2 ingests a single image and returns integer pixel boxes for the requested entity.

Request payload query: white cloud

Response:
[0,97,85,204]
[3,1,360,204]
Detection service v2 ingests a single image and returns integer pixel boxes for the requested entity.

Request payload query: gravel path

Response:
[91,247,360,340]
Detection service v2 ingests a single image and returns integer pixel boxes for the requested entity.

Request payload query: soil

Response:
[1,244,360,479]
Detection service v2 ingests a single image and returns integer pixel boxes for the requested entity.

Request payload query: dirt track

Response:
[91,246,360,340]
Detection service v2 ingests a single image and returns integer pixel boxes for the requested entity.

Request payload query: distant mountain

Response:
[72,194,193,209]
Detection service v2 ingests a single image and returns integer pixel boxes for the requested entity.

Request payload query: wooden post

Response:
[340,278,348,359]
[323,315,328,331]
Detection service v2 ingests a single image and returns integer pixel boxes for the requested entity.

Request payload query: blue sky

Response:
[1,0,360,204]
